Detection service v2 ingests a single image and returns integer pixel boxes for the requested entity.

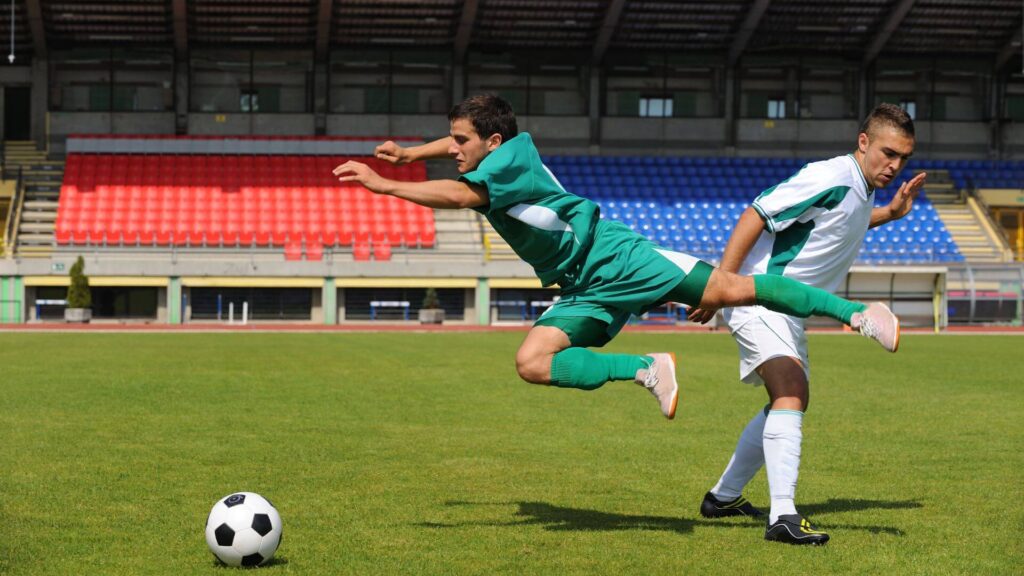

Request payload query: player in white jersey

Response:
[688,103,926,545]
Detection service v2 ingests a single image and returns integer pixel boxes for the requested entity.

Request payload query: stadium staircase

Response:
[923,169,1013,264]
[3,141,63,258]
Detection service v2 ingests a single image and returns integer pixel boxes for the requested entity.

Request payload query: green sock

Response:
[549,348,649,391]
[754,274,866,325]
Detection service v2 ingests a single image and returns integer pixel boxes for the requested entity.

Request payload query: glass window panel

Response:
[190,50,250,113]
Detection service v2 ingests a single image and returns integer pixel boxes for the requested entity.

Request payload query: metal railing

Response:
[2,167,24,257]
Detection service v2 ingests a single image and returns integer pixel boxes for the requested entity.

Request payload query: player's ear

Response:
[857,132,869,154]
[486,133,503,152]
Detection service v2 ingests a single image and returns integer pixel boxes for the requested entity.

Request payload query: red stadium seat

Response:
[373,240,392,261]
[58,147,433,253]
[284,241,302,261]
[305,240,323,261]
[353,242,371,261]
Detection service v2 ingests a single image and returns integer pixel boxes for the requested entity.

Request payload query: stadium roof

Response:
[1,0,1021,70]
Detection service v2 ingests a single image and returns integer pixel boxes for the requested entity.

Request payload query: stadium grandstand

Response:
[0,0,1022,328]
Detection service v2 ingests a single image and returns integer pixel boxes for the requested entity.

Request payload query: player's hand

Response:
[888,171,926,221]
[374,141,408,165]
[333,160,387,194]
[686,305,718,325]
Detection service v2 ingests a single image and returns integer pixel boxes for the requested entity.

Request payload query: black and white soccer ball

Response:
[205,492,282,567]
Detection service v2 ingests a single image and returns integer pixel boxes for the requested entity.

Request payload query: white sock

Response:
[710,407,767,501]
[764,409,803,524]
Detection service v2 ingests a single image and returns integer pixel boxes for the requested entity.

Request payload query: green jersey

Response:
[460,133,599,286]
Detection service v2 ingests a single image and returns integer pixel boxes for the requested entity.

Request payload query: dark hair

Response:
[859,103,915,138]
[448,94,518,144]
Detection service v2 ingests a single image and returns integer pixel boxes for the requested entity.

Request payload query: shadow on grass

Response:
[211,556,289,569]
[417,499,916,537]
[800,498,923,516]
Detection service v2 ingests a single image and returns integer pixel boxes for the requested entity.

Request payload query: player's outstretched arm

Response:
[375,137,454,165]
[333,160,488,209]
[871,171,926,228]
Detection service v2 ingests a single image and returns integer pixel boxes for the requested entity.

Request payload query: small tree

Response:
[421,287,441,310]
[66,256,92,310]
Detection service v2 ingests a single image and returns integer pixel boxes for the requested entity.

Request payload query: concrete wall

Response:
[600,118,728,155]
[913,121,992,158]
[1004,124,1024,160]
[48,112,176,153]
[33,109,1016,161]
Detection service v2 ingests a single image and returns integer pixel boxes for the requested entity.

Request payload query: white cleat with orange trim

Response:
[635,352,679,420]
[850,302,901,352]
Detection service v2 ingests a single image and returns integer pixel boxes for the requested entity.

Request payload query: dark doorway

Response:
[3,87,31,140]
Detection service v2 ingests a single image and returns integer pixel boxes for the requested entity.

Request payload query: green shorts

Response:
[534,220,714,348]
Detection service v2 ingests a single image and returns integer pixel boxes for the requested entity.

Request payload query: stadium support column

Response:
[174,63,188,135]
[30,60,47,148]
[314,63,328,136]
[168,277,182,324]
[589,70,601,149]
[0,276,25,324]
[476,278,490,326]
[724,67,737,152]
[322,278,337,324]
[172,0,188,135]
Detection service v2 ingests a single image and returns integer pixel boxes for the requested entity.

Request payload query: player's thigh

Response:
[733,313,809,385]
[532,298,628,349]
[757,357,810,411]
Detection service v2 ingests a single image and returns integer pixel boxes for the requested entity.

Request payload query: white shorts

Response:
[732,312,810,386]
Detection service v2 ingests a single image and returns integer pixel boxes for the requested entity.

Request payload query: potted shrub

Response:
[64,256,92,323]
[418,287,445,324]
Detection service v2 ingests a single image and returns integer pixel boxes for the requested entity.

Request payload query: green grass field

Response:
[1,332,1021,575]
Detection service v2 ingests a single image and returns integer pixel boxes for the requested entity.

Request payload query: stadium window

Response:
[50,48,173,113]
[739,61,791,118]
[191,50,311,114]
[798,63,859,119]
[330,49,451,115]
[605,53,720,118]
[1008,95,1024,121]
[639,97,673,117]
[899,100,916,120]
[240,91,259,113]
[466,51,588,116]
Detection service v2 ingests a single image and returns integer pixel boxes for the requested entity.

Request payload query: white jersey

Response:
[723,154,874,332]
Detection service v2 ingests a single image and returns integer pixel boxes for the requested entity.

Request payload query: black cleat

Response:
[700,492,765,519]
[764,514,830,545]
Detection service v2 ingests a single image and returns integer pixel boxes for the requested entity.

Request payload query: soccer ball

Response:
[205,492,282,567]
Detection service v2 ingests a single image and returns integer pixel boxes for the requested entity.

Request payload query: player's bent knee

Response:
[514,352,551,385]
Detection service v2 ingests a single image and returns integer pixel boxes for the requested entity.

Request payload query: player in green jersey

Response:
[333,94,898,420]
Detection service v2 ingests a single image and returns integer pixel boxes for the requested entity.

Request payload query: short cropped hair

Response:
[860,103,915,138]
[448,94,519,143]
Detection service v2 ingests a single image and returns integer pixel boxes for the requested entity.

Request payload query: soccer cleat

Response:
[700,492,765,519]
[635,352,679,420]
[850,301,900,352]
[764,514,830,545]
